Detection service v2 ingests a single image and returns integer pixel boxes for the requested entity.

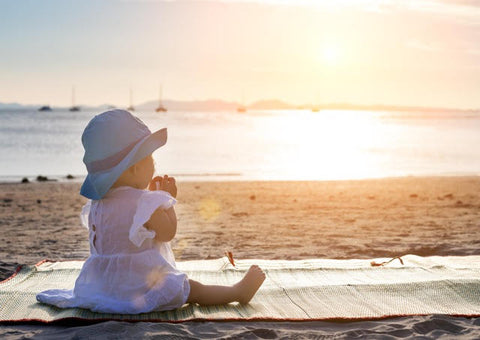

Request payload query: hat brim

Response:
[80,128,167,200]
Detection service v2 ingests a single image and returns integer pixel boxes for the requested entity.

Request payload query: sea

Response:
[1,108,479,182]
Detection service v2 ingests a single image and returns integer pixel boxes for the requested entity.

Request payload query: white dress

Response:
[36,187,190,314]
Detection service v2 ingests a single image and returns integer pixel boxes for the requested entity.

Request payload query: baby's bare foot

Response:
[235,265,266,304]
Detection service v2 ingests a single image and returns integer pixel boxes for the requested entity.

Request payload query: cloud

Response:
[467,49,480,55]
[434,0,480,7]
[405,39,440,52]
[120,0,480,7]
[118,0,480,25]
[407,0,480,14]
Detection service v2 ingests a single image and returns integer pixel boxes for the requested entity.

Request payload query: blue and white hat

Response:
[80,109,167,200]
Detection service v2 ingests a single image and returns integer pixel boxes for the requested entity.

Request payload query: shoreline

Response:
[2,176,480,280]
[1,173,479,185]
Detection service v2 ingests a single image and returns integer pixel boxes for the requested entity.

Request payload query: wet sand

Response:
[1,177,480,338]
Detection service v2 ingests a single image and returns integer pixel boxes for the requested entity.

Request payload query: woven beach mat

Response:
[1,255,480,324]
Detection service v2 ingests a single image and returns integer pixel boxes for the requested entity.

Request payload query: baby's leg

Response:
[187,265,265,305]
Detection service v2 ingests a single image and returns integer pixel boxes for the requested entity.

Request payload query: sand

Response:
[1,177,480,338]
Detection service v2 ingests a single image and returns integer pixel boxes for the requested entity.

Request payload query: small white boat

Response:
[237,90,247,113]
[155,85,167,112]
[127,88,135,111]
[69,86,80,112]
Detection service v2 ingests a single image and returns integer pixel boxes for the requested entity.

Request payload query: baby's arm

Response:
[144,175,178,242]
[144,207,177,242]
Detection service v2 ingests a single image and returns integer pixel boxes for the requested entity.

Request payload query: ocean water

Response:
[0,108,479,182]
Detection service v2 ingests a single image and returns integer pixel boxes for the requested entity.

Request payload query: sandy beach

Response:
[1,177,480,338]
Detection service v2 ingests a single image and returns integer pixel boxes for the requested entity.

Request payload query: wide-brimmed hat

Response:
[80,109,167,200]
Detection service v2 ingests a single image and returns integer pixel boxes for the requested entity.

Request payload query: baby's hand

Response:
[149,175,177,198]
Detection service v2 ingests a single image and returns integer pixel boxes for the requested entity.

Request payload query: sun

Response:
[321,45,340,65]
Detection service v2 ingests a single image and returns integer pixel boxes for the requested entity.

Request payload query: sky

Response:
[0,0,479,109]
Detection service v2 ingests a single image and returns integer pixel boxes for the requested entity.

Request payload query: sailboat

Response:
[127,88,135,111]
[237,90,247,113]
[311,92,320,112]
[237,105,246,113]
[69,86,80,112]
[155,85,167,112]
[38,105,52,112]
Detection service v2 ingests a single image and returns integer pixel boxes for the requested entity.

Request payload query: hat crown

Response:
[82,110,151,168]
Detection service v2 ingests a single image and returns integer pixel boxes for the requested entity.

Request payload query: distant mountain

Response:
[0,99,478,113]
[0,102,120,111]
[138,99,240,111]
[0,102,37,109]
[137,98,296,111]
[249,99,295,110]
[137,99,478,112]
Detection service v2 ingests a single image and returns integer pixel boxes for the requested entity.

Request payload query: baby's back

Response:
[88,187,154,255]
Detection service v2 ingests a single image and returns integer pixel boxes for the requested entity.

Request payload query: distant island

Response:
[0,99,478,113]
[134,99,480,113]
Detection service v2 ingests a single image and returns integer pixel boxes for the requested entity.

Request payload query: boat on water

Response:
[38,106,52,112]
[127,88,135,111]
[69,86,80,112]
[312,92,321,112]
[155,85,167,112]
[237,90,247,113]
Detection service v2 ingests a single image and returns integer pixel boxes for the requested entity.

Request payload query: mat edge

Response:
[1,313,480,325]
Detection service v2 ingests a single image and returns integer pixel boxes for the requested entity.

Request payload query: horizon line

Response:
[1,98,479,112]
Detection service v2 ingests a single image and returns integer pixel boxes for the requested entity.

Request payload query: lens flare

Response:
[145,267,168,290]
[198,197,221,222]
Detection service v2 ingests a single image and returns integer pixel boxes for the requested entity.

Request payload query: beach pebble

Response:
[36,175,57,182]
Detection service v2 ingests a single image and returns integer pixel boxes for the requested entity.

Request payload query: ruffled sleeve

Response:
[129,190,177,247]
[80,200,92,229]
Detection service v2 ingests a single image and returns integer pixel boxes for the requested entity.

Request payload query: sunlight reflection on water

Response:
[1,109,479,181]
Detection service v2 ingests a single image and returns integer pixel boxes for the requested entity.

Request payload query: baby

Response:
[36,109,265,314]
